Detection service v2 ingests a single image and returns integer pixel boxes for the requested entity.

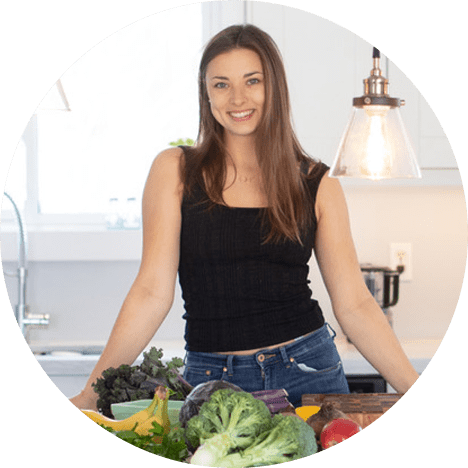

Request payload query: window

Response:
[2,138,27,220]
[4,4,203,224]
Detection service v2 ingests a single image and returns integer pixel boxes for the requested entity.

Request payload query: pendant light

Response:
[330,48,421,180]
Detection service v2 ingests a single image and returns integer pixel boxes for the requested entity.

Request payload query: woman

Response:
[71,24,419,409]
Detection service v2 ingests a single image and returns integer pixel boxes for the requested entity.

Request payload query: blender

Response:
[359,263,402,328]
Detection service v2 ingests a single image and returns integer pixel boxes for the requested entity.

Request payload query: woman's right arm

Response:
[69,147,184,410]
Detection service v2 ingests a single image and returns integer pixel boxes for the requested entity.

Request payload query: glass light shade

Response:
[330,105,422,180]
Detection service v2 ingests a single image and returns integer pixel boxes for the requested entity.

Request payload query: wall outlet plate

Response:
[390,243,412,281]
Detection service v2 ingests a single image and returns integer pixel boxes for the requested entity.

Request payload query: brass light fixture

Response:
[330,48,421,180]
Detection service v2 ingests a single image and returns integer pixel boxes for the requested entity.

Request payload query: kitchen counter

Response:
[31,339,187,397]
[33,337,441,378]
[335,337,441,375]
[32,339,186,376]
[30,337,443,397]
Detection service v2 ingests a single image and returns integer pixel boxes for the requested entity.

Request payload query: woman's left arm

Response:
[313,172,419,393]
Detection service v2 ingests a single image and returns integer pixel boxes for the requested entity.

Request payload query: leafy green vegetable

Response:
[103,422,189,462]
[179,380,244,429]
[92,347,193,417]
[186,389,273,465]
[169,137,195,147]
[204,414,318,467]
[187,389,317,466]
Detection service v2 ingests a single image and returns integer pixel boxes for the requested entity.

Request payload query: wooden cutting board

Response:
[302,393,403,428]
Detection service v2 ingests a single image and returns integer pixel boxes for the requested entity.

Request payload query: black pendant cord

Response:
[373,47,380,59]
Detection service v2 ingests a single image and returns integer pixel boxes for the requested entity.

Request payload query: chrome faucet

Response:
[2,192,49,342]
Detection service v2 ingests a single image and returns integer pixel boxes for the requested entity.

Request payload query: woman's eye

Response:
[214,82,227,89]
[248,78,260,85]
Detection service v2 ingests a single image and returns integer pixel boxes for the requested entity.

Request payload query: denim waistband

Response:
[184,323,336,373]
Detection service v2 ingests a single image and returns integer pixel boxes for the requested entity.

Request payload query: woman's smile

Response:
[205,48,265,139]
[229,109,255,121]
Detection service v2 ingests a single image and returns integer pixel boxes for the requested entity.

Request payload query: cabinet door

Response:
[419,95,458,169]
[389,60,457,170]
[386,59,421,167]
[248,3,382,166]
[202,1,245,43]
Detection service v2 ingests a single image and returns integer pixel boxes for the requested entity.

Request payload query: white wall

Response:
[312,185,467,341]
[3,183,466,347]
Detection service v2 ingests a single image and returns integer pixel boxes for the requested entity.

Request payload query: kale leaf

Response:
[92,348,192,417]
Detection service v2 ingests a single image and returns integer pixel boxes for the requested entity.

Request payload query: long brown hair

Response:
[182,24,319,244]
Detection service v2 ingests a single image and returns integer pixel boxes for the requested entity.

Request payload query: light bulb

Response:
[360,105,393,179]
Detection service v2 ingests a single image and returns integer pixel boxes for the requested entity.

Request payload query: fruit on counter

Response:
[81,386,162,432]
[306,402,352,437]
[295,405,321,421]
[132,386,171,441]
[82,385,171,440]
[81,410,144,432]
[320,418,362,449]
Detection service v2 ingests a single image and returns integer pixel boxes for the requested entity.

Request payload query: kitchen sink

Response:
[32,345,105,357]
[30,341,186,398]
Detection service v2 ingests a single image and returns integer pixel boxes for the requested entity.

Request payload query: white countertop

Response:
[33,337,441,377]
[32,339,186,375]
[335,337,441,375]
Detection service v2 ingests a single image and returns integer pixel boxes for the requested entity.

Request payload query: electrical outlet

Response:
[390,243,412,281]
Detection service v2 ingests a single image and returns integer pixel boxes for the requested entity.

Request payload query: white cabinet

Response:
[419,96,458,169]
[247,2,460,185]
[389,60,457,171]
[248,2,358,164]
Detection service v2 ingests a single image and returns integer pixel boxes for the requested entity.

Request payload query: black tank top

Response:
[178,148,329,352]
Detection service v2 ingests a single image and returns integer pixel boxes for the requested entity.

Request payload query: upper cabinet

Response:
[246,2,461,186]
[388,60,458,171]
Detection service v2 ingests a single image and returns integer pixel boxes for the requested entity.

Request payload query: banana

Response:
[133,386,171,439]
[81,388,161,432]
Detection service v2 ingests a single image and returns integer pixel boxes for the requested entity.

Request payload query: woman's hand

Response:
[69,390,98,411]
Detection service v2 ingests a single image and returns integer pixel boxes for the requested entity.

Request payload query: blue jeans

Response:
[182,323,350,407]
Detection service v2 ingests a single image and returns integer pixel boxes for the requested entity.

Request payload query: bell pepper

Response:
[320,418,361,449]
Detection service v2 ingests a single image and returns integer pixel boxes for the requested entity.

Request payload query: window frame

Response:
[3,2,246,230]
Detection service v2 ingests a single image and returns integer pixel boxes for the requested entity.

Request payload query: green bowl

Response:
[111,399,184,427]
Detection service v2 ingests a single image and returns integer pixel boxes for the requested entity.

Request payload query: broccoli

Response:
[212,414,318,467]
[187,389,273,466]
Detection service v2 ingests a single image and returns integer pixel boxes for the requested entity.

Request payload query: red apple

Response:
[320,418,362,449]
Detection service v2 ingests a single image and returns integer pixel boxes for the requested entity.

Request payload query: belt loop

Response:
[226,354,234,377]
[183,352,188,366]
[327,322,337,339]
[279,346,290,366]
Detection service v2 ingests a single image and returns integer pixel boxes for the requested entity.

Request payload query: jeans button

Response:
[258,354,265,362]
